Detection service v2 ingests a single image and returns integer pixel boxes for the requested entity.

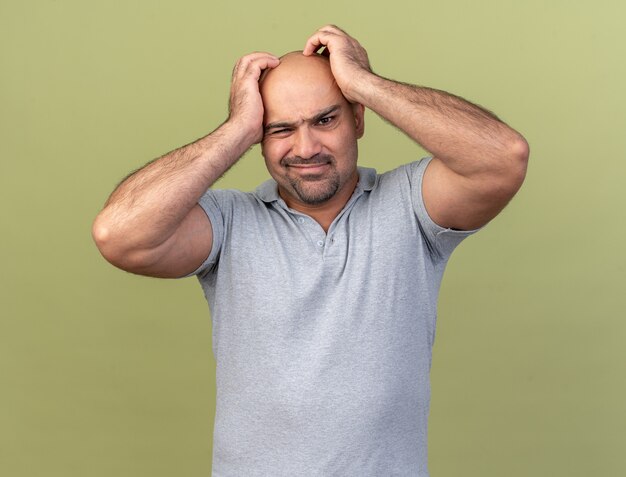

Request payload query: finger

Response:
[251,55,280,75]
[258,58,281,83]
[303,31,335,56]
[318,24,349,36]
[238,52,280,70]
[234,52,280,79]
[303,24,355,56]
[234,52,278,70]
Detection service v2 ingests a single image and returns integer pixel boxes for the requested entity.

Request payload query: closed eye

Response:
[266,128,292,136]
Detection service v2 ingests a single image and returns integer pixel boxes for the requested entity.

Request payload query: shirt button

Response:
[298,217,305,224]
[317,240,324,247]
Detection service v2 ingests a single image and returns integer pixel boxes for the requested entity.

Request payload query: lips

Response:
[288,162,329,169]
[287,162,330,176]
[282,154,333,168]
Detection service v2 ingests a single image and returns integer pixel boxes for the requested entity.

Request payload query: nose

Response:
[292,127,322,160]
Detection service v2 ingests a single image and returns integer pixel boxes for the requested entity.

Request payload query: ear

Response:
[352,103,365,139]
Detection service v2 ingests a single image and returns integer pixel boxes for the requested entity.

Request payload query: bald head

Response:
[260,51,334,90]
[259,51,354,133]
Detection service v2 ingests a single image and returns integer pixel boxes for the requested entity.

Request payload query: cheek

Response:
[331,132,358,157]
[262,140,290,166]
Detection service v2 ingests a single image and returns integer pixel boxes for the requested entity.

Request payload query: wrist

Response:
[343,70,381,106]
[220,117,262,150]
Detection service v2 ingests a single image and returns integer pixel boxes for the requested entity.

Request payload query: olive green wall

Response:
[2,1,624,476]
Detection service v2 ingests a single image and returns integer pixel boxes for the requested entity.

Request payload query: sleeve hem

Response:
[179,192,224,278]
[411,157,482,258]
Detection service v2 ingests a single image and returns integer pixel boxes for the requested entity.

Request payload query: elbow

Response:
[92,213,110,247]
[481,134,529,202]
[511,134,530,167]
[504,134,530,192]
[92,214,124,268]
[91,214,147,272]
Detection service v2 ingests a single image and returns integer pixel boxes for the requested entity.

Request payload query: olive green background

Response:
[1,0,624,476]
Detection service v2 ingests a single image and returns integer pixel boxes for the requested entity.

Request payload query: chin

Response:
[291,177,340,206]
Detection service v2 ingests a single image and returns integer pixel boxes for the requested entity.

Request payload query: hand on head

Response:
[228,52,279,143]
[302,25,372,103]
[227,25,370,143]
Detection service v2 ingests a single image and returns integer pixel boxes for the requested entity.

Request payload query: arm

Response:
[92,52,280,278]
[303,25,529,230]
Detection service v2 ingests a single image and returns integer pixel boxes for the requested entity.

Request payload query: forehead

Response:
[260,54,347,123]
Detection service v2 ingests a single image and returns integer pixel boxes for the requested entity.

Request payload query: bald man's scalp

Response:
[259,51,332,86]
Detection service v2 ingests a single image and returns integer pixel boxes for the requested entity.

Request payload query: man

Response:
[93,25,528,476]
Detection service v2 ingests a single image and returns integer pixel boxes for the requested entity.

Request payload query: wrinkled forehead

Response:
[260,52,346,121]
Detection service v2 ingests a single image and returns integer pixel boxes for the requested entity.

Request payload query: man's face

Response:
[260,54,364,209]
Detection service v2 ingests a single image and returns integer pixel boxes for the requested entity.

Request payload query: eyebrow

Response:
[264,104,341,133]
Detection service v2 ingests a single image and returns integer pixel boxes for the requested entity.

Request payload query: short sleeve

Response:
[182,189,226,277]
[409,157,481,259]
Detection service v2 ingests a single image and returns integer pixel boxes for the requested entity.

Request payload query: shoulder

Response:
[361,158,431,200]
[198,185,269,214]
[385,157,431,181]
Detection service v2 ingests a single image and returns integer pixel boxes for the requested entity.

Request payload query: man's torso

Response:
[193,158,474,476]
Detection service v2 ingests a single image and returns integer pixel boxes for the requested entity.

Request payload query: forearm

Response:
[351,73,528,177]
[93,120,254,253]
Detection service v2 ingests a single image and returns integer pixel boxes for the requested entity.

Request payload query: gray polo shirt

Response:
[193,157,477,476]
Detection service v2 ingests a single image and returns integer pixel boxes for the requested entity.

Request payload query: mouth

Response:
[283,155,333,175]
[287,162,330,174]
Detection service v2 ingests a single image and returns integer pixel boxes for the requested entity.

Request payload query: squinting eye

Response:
[318,116,334,125]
